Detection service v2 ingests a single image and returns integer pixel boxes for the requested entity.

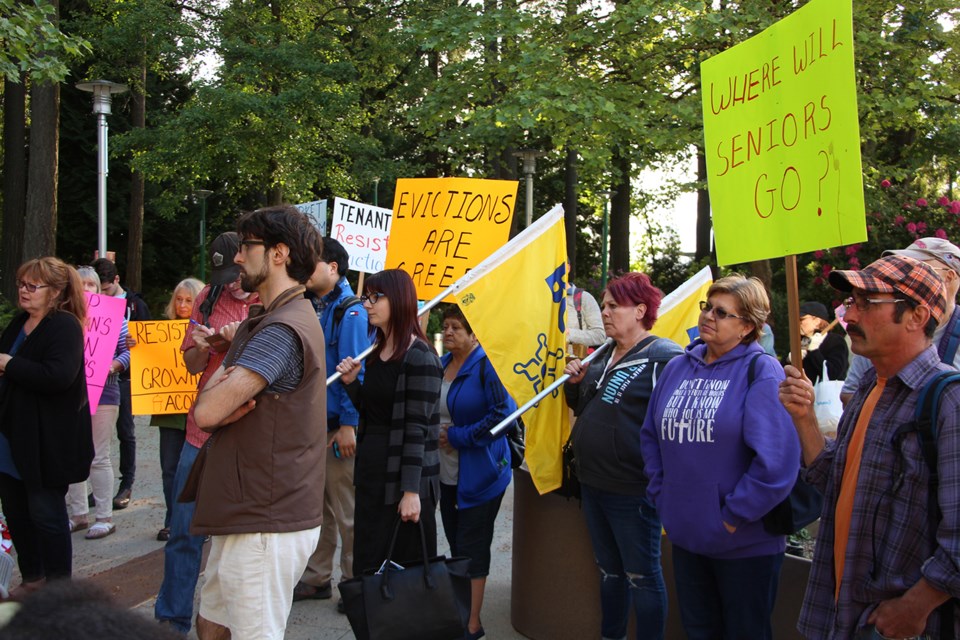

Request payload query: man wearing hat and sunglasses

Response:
[840,238,960,406]
[779,255,960,639]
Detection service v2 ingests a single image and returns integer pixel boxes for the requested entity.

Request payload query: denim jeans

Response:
[580,484,666,640]
[154,442,205,632]
[0,473,71,581]
[158,428,186,529]
[116,377,136,491]
[672,545,784,640]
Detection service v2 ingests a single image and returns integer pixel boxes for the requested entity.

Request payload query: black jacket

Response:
[0,311,94,489]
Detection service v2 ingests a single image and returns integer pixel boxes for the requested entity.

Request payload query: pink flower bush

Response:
[813,250,825,259]
[951,202,960,215]
[881,179,892,188]
[935,228,948,240]
[917,221,927,234]
[848,257,860,268]
[906,222,917,234]
[917,198,928,207]
[939,196,951,207]
[894,215,905,226]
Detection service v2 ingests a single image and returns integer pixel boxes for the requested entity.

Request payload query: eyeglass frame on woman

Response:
[360,292,387,305]
[842,295,907,312]
[16,281,50,293]
[699,300,745,321]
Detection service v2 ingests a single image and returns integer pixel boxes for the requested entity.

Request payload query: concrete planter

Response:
[511,468,812,639]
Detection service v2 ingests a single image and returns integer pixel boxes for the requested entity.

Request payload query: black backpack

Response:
[329,295,362,347]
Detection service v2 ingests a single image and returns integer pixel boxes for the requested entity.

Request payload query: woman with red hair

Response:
[563,272,683,640]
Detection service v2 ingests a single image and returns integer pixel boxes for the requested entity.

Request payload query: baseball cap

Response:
[799,301,829,322]
[883,237,960,277]
[209,232,241,286]
[828,255,946,323]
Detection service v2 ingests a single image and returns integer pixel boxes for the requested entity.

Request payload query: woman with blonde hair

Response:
[0,258,93,594]
[154,277,203,541]
[641,274,801,640]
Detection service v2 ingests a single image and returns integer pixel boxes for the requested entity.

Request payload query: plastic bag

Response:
[814,361,844,434]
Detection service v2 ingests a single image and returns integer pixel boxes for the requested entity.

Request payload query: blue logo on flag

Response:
[513,333,565,405]
[545,264,567,333]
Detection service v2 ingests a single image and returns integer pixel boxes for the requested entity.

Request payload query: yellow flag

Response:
[655,267,713,348]
[455,205,569,494]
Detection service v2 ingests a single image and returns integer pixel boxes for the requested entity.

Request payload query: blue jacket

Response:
[308,277,371,429]
[441,346,515,509]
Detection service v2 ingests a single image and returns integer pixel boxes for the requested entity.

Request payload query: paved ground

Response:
[59,417,527,639]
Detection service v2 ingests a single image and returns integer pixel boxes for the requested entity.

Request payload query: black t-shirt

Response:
[362,356,403,428]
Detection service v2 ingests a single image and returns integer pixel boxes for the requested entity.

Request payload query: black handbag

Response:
[550,435,581,500]
[762,472,823,535]
[339,518,471,640]
[507,417,525,469]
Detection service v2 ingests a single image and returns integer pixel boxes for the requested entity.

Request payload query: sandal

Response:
[156,527,170,541]
[68,518,88,533]
[85,521,116,540]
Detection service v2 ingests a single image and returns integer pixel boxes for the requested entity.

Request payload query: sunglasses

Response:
[699,300,745,321]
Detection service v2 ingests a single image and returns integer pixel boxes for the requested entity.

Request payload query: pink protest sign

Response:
[83,292,125,412]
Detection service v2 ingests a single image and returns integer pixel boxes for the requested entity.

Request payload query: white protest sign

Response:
[330,197,393,274]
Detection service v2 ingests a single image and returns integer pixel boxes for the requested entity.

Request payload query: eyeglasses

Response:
[699,300,745,321]
[360,292,387,305]
[842,295,907,311]
[16,281,50,293]
[239,239,266,250]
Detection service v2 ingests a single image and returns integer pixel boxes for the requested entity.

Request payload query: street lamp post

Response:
[598,190,616,290]
[76,79,128,259]
[194,190,214,281]
[513,149,545,227]
[373,176,380,208]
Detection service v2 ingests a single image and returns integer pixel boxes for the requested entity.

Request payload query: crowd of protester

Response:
[0,216,959,640]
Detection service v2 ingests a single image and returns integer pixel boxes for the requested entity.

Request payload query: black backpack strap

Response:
[198,284,224,327]
[941,315,960,366]
[573,287,584,329]
[746,351,771,386]
[896,370,960,640]
[329,295,361,347]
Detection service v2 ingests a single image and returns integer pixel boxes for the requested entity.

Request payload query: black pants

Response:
[116,377,136,491]
[353,484,437,576]
[0,473,71,581]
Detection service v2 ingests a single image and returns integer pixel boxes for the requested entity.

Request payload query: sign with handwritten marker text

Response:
[385,177,518,300]
[330,197,393,274]
[701,0,865,266]
[84,292,126,412]
[128,320,202,415]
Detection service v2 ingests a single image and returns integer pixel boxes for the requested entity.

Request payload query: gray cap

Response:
[209,232,241,286]
[883,237,960,277]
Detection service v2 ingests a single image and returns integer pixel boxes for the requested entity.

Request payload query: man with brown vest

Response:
[191,205,326,640]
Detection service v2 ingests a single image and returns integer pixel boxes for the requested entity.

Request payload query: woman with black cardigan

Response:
[336,269,443,576]
[0,258,93,596]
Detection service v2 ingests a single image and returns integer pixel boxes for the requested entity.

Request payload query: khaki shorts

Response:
[199,527,321,640]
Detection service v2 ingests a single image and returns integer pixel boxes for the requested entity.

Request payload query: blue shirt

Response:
[309,277,371,429]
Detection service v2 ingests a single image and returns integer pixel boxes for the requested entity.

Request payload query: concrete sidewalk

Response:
[65,418,528,639]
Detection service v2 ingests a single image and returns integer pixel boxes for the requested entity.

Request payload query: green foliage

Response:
[0,0,90,82]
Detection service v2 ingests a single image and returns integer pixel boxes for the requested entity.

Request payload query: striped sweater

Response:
[346,338,443,505]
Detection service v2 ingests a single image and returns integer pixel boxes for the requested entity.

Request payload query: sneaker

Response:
[292,580,332,601]
[156,527,170,542]
[464,626,485,640]
[113,488,132,510]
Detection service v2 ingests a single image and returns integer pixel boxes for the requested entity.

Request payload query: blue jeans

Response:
[581,484,666,640]
[158,428,185,529]
[154,441,205,632]
[672,545,784,640]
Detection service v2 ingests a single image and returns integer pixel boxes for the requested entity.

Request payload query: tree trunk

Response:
[126,63,147,292]
[564,147,578,273]
[23,79,60,259]
[695,145,712,264]
[610,149,631,276]
[749,260,772,291]
[2,76,27,300]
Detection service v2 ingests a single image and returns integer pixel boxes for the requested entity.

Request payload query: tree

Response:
[0,0,89,83]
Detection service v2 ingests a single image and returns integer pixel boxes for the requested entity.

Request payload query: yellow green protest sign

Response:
[129,320,202,415]
[385,177,518,300]
[701,0,866,266]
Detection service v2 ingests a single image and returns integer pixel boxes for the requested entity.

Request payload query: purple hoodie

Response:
[640,339,800,559]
